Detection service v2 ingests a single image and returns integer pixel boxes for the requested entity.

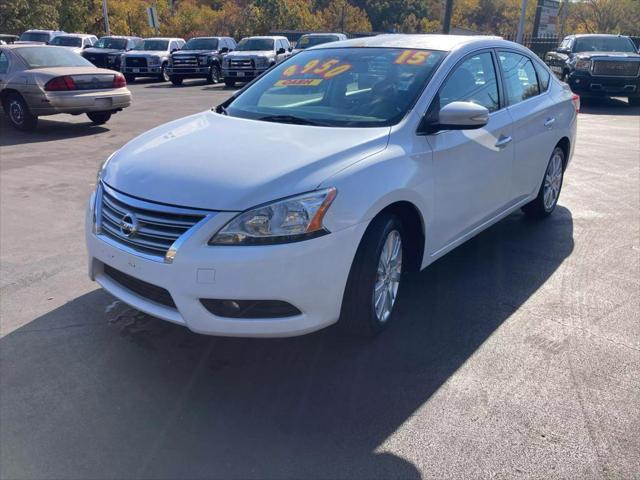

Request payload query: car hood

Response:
[228,51,274,58]
[125,50,166,56]
[576,51,640,60]
[83,47,123,55]
[102,111,390,211]
[173,49,217,55]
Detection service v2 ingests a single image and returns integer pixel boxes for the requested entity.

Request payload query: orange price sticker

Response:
[395,50,431,65]
[275,78,324,87]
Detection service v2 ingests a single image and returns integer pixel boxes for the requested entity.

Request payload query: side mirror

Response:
[288,47,293,52]
[419,101,489,135]
[220,47,229,53]
[556,46,570,54]
[277,47,286,55]
[171,48,179,53]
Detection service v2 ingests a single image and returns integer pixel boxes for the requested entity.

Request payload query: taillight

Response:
[113,73,126,88]
[44,76,76,91]
[571,93,580,113]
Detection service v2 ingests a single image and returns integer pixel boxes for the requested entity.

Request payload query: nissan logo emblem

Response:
[119,212,139,237]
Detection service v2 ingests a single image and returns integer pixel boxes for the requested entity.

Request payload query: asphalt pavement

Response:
[0,79,639,479]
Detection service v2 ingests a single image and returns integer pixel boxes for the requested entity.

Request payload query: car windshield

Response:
[297,35,339,49]
[94,37,127,49]
[573,36,636,53]
[236,38,274,51]
[15,46,94,68]
[50,36,82,47]
[226,47,445,127]
[135,40,169,51]
[183,38,218,50]
[19,32,50,43]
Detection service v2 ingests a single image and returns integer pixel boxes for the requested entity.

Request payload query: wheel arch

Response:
[370,200,426,273]
[556,136,571,170]
[0,88,23,109]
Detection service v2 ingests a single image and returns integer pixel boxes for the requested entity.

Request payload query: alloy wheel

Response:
[373,230,402,323]
[543,150,563,210]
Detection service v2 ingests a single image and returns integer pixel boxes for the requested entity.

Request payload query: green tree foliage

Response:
[2,0,638,39]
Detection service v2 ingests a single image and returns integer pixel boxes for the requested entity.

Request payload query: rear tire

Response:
[206,64,220,84]
[4,93,38,131]
[224,78,235,88]
[124,74,136,83]
[339,213,405,338]
[86,111,112,125]
[170,76,183,86]
[522,146,565,219]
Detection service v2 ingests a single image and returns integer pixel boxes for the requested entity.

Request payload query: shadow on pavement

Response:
[0,115,109,147]
[579,96,639,116]
[0,208,574,479]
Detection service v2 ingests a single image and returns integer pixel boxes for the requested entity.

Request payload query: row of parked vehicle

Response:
[7,29,348,87]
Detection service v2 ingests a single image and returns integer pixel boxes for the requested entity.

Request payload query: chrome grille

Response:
[592,60,639,77]
[173,55,198,66]
[230,58,254,69]
[96,185,209,261]
[125,57,147,68]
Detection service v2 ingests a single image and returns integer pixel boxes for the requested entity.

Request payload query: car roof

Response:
[570,33,631,38]
[23,29,64,34]
[57,33,95,38]
[312,33,504,52]
[243,36,287,40]
[144,37,184,41]
[101,35,140,39]
[301,33,345,37]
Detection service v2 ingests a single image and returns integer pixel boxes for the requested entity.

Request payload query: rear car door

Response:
[427,50,515,252]
[498,51,558,202]
[0,51,9,91]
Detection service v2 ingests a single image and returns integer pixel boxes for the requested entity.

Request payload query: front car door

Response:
[0,50,10,91]
[497,50,558,203]
[426,50,515,253]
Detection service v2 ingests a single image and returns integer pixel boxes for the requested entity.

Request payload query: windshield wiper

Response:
[258,115,327,126]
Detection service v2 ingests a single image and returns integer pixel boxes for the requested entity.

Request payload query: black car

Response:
[82,36,142,72]
[166,36,236,86]
[545,34,640,106]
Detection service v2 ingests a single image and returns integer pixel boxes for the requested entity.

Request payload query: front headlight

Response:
[198,55,209,66]
[97,151,117,183]
[148,56,160,65]
[223,57,230,67]
[209,188,337,245]
[575,58,592,71]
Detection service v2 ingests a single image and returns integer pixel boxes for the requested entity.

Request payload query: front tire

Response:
[224,78,235,88]
[86,111,112,125]
[4,93,38,131]
[206,64,220,84]
[158,63,169,82]
[522,146,565,218]
[339,214,405,337]
[170,76,183,86]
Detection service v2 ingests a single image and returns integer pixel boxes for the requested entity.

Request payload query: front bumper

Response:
[567,71,640,97]
[166,66,210,78]
[85,193,366,337]
[27,87,131,115]
[222,68,267,81]
[122,66,162,76]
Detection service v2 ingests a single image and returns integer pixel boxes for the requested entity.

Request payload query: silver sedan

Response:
[0,44,131,130]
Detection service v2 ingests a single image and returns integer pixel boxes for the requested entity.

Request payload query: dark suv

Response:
[545,34,640,106]
[167,36,236,85]
[82,36,142,72]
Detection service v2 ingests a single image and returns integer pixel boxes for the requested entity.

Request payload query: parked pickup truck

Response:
[222,36,292,87]
[167,36,236,85]
[545,34,640,106]
[121,37,185,82]
[82,36,141,72]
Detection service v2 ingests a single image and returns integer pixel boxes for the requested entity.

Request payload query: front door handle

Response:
[544,117,556,127]
[495,135,513,149]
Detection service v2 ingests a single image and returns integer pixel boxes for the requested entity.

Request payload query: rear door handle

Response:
[544,117,556,127]
[495,135,513,149]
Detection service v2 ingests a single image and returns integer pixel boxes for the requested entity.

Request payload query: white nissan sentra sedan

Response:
[86,35,578,338]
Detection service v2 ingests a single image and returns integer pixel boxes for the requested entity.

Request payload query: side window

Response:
[169,41,177,51]
[276,39,283,51]
[0,52,8,74]
[439,52,500,112]
[534,61,550,91]
[498,52,540,105]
